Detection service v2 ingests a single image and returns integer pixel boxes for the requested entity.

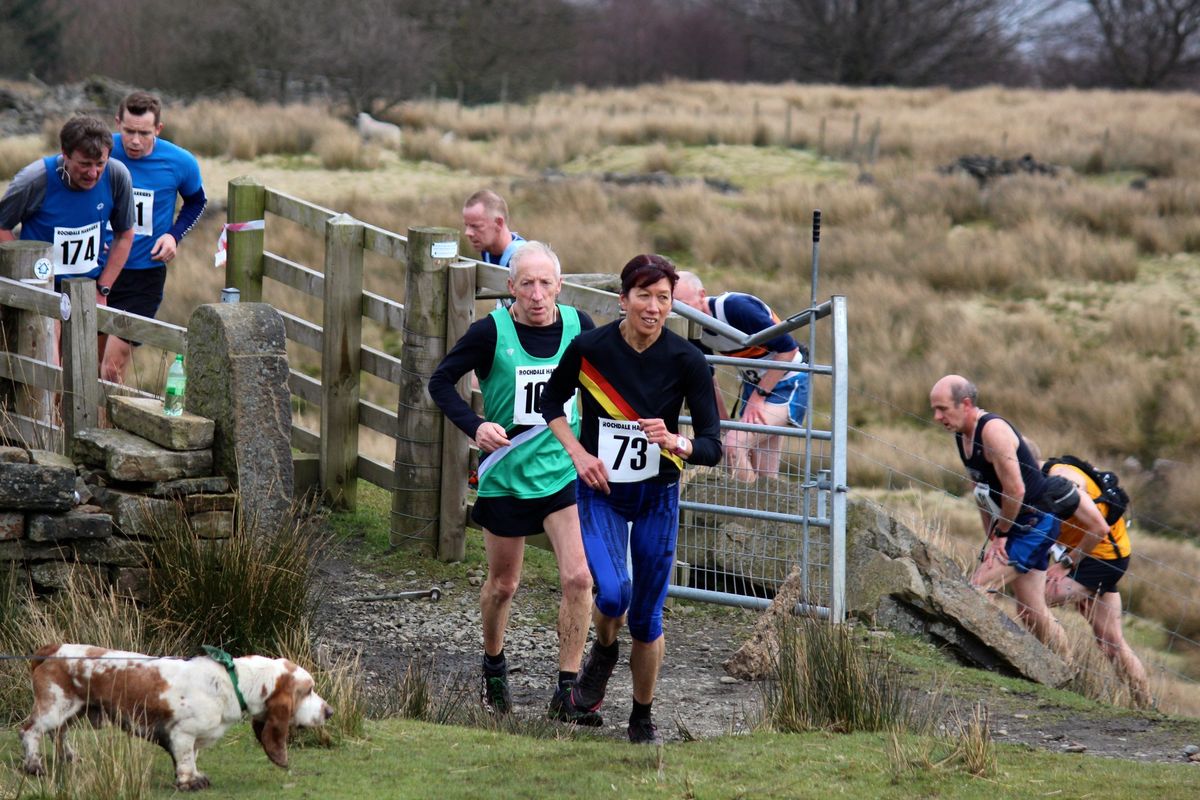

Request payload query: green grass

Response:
[4,719,1194,800]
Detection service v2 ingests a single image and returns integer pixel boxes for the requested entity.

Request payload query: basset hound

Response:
[20,643,333,791]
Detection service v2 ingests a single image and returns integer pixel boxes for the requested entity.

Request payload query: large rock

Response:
[0,463,76,510]
[107,396,215,451]
[73,428,213,482]
[724,566,808,680]
[844,499,1072,688]
[89,486,187,538]
[28,512,113,542]
[185,303,293,537]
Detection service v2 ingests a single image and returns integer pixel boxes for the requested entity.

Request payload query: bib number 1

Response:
[597,419,660,482]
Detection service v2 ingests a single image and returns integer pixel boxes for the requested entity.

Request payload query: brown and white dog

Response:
[21,644,333,791]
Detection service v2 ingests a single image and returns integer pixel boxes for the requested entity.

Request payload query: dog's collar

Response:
[202,645,249,713]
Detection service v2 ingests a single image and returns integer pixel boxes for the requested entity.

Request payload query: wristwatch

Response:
[671,435,689,457]
[754,386,771,398]
[97,284,111,297]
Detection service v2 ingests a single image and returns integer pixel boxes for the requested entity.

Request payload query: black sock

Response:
[630,699,653,723]
[595,638,619,658]
[483,650,506,675]
[558,670,577,690]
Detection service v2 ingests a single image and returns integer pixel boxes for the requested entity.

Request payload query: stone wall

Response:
[0,396,232,597]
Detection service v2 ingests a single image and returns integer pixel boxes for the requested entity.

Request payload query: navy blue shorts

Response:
[1005,513,1057,574]
[1070,555,1129,594]
[472,483,576,538]
[107,267,167,347]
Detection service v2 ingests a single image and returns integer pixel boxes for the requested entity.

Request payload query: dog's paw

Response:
[176,775,211,791]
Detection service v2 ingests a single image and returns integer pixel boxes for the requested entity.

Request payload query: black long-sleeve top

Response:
[428,310,595,439]
[539,320,722,480]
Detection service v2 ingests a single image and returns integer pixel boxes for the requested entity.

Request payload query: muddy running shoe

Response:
[627,717,662,745]
[548,683,603,727]
[481,667,512,714]
[570,641,618,713]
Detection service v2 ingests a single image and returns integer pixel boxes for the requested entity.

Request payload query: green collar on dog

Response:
[202,645,249,712]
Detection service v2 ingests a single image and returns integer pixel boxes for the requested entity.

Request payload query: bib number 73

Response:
[597,419,660,482]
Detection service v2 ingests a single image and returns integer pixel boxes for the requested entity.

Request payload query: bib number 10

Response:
[513,366,574,426]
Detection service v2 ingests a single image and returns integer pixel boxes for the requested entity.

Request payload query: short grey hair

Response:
[676,270,704,292]
[508,240,561,281]
[951,378,978,406]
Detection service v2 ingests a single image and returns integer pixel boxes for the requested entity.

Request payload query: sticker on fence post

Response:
[33,258,52,282]
[59,293,71,321]
[431,240,458,260]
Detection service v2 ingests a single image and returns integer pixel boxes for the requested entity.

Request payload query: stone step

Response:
[74,428,213,483]
[0,463,76,511]
[107,396,215,451]
[28,511,113,542]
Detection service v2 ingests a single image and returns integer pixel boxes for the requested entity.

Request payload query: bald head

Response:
[930,374,979,434]
[673,271,708,314]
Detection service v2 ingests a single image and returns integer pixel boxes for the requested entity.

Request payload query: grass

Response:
[1,718,1195,800]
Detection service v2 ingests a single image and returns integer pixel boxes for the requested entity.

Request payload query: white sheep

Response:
[356,112,402,149]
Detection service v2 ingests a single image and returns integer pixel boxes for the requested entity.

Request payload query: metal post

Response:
[829,295,849,623]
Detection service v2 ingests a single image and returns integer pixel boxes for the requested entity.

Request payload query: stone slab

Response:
[90,486,187,539]
[28,511,113,542]
[73,428,213,482]
[29,449,73,469]
[72,536,147,568]
[0,511,23,540]
[0,540,67,561]
[190,510,234,539]
[144,476,232,498]
[0,446,30,463]
[30,561,107,591]
[0,463,76,510]
[107,396,215,452]
[110,566,150,600]
[183,493,236,514]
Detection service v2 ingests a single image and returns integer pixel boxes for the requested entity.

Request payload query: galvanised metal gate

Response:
[670,295,848,621]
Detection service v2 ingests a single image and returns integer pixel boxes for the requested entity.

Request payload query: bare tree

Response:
[737,0,1043,86]
[1084,0,1200,86]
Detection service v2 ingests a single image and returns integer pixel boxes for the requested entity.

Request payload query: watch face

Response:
[99,285,110,296]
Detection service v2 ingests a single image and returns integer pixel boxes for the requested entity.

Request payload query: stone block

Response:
[29,449,73,469]
[110,567,150,600]
[0,512,23,540]
[0,463,76,510]
[183,493,236,514]
[27,512,113,542]
[107,396,215,451]
[73,428,213,482]
[30,561,106,591]
[0,540,66,561]
[187,303,293,537]
[0,446,30,463]
[145,476,231,498]
[91,487,187,538]
[72,536,147,568]
[190,510,234,539]
[294,453,320,497]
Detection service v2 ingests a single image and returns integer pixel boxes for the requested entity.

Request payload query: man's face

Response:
[116,110,162,159]
[62,148,109,190]
[507,251,562,326]
[673,281,708,313]
[930,385,968,433]
[462,203,503,255]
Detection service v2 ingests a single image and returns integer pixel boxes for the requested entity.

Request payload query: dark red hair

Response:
[619,254,678,296]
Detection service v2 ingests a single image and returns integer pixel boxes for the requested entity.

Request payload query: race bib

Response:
[597,419,660,483]
[513,366,574,426]
[53,222,100,276]
[973,482,1001,520]
[132,187,154,237]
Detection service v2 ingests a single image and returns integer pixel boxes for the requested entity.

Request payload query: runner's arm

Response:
[428,317,498,439]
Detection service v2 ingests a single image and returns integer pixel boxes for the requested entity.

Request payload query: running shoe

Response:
[627,717,662,745]
[548,683,603,727]
[570,641,618,712]
[481,668,512,714]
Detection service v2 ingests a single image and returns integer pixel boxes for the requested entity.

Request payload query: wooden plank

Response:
[356,454,394,491]
[264,188,337,233]
[0,242,55,426]
[320,214,364,509]
[558,280,620,322]
[291,423,320,453]
[362,290,404,330]
[359,398,396,437]
[227,177,266,302]
[97,307,186,353]
[279,310,322,352]
[0,412,56,450]
[0,275,67,320]
[361,345,401,385]
[0,352,60,392]
[61,279,99,450]
[288,370,321,405]
[475,261,619,321]
[263,252,324,298]
[361,223,407,264]
[439,261,475,561]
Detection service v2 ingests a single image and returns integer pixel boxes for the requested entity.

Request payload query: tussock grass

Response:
[314,130,382,171]
[165,99,349,159]
[761,616,925,735]
[0,134,45,180]
[277,624,367,742]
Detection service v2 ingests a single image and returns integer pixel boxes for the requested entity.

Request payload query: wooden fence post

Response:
[437,261,475,561]
[0,241,55,438]
[320,214,364,510]
[391,226,458,553]
[60,278,99,456]
[226,176,266,302]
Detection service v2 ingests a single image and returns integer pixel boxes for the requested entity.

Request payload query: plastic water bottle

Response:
[164,354,186,416]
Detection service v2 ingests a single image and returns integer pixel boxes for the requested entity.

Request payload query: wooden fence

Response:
[0,178,622,563]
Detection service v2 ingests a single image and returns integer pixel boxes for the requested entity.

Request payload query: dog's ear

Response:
[254,670,294,768]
